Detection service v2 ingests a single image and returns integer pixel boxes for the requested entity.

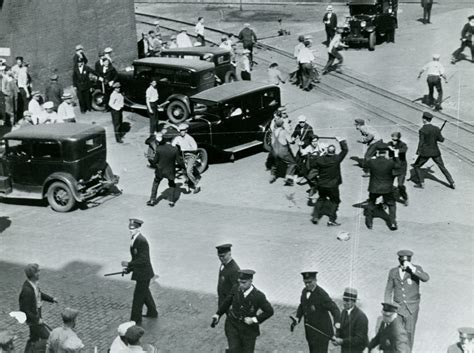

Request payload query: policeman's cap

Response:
[458,327,474,338]
[342,287,358,300]
[61,307,79,322]
[239,269,255,280]
[301,271,318,280]
[125,325,145,342]
[422,111,433,121]
[397,249,413,258]
[354,118,365,125]
[216,243,232,254]
[24,263,40,278]
[381,302,399,313]
[129,218,143,229]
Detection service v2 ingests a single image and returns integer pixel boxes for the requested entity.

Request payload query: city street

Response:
[1,2,473,353]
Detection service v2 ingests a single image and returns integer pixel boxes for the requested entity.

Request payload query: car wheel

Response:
[167,100,190,124]
[195,148,208,174]
[224,71,237,83]
[47,181,76,212]
[263,128,272,152]
[91,89,106,111]
[368,32,376,51]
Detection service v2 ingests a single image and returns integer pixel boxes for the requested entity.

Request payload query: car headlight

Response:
[361,21,367,28]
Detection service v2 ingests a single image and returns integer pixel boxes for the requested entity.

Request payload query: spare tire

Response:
[167,100,189,124]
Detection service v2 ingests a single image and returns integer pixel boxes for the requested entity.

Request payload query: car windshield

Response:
[350,5,378,16]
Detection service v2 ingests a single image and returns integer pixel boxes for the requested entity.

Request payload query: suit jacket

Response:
[460,23,474,41]
[365,157,400,194]
[19,281,54,325]
[368,316,410,353]
[384,265,430,316]
[45,82,64,109]
[217,258,240,307]
[323,12,338,30]
[72,65,94,91]
[421,0,433,6]
[217,285,274,338]
[296,286,341,339]
[153,143,178,180]
[291,122,314,148]
[73,52,88,66]
[310,140,348,188]
[138,38,148,58]
[238,28,257,47]
[337,306,369,353]
[100,65,118,85]
[417,123,444,157]
[95,60,105,75]
[129,233,155,281]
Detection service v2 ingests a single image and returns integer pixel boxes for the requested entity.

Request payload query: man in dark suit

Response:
[147,132,179,207]
[388,132,409,206]
[73,44,88,66]
[216,243,240,309]
[420,0,433,24]
[333,288,368,353]
[451,16,474,64]
[212,269,274,353]
[323,6,338,46]
[122,219,158,325]
[384,250,430,350]
[72,58,94,113]
[291,271,341,353]
[238,23,257,69]
[19,263,57,352]
[368,302,410,353]
[291,115,314,149]
[363,144,401,231]
[413,111,455,189]
[138,33,149,59]
[98,57,118,109]
[309,137,348,226]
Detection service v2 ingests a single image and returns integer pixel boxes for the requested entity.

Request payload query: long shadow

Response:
[352,200,392,230]
[0,216,12,234]
[408,166,451,188]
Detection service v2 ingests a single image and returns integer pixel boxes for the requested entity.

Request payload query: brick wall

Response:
[0,0,137,90]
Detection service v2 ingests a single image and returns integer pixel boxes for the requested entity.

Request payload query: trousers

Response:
[77,88,91,113]
[367,192,396,224]
[148,101,159,134]
[312,186,340,222]
[150,175,177,202]
[427,75,443,108]
[423,3,432,23]
[413,154,454,184]
[399,306,419,349]
[130,279,157,323]
[323,50,343,72]
[224,318,257,353]
[184,153,200,188]
[110,109,123,142]
[452,40,474,61]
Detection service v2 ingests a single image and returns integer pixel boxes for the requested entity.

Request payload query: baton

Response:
[104,271,126,277]
[440,120,447,132]
[304,323,334,340]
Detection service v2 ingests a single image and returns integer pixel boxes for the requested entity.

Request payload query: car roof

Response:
[190,82,279,103]
[133,57,214,71]
[4,123,105,141]
[349,0,377,5]
[161,47,231,56]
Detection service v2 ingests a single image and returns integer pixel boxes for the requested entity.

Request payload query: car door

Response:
[153,67,175,103]
[131,65,153,104]
[5,139,35,186]
[29,140,62,186]
[213,98,246,148]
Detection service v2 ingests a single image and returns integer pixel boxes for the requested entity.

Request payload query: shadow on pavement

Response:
[0,216,12,234]
[408,166,451,188]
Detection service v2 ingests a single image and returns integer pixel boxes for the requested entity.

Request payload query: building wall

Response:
[0,0,137,90]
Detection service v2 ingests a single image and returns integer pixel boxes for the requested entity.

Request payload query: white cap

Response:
[178,123,189,131]
[297,115,307,122]
[104,47,113,53]
[327,5,333,10]
[43,101,54,109]
[432,53,440,59]
[117,321,136,336]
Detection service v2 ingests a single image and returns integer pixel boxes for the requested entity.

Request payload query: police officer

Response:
[216,244,240,308]
[451,16,474,64]
[212,270,274,353]
[368,303,410,353]
[384,250,430,349]
[121,219,158,325]
[291,271,341,353]
[447,327,474,353]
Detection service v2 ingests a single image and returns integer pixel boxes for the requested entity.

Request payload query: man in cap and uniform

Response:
[122,219,158,325]
[45,74,64,111]
[46,307,83,353]
[354,118,382,177]
[363,143,400,231]
[19,263,58,352]
[448,327,474,353]
[291,271,341,353]
[172,123,201,193]
[384,250,430,349]
[212,269,274,353]
[451,16,474,64]
[322,5,338,46]
[0,331,15,353]
[110,321,136,353]
[109,82,125,143]
[72,45,88,67]
[368,303,410,353]
[216,244,240,309]
[417,54,447,111]
[413,111,455,189]
[291,115,314,150]
[333,288,369,353]
[238,23,257,70]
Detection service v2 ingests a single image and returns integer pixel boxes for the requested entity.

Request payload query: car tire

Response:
[167,100,190,124]
[195,148,208,174]
[263,128,272,152]
[91,89,106,111]
[47,181,76,212]
[368,32,376,51]
[224,71,237,83]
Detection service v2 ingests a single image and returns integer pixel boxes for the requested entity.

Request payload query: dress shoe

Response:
[362,173,370,178]
[146,200,156,207]
[327,220,341,227]
[365,219,373,229]
[403,199,409,206]
[389,223,398,231]
[193,186,201,194]
[143,312,158,318]
[449,182,456,190]
[311,218,318,225]
[169,201,175,207]
[414,183,424,189]
[269,176,277,184]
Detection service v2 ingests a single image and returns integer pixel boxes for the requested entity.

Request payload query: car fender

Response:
[43,172,82,202]
[168,94,191,110]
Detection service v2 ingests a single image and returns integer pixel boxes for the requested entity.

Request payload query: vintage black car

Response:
[340,0,397,50]
[160,47,237,84]
[0,124,119,212]
[118,57,216,123]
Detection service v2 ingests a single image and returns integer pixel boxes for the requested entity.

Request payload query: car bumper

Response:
[76,169,120,202]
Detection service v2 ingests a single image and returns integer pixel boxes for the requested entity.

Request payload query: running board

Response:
[127,103,147,110]
[224,140,262,154]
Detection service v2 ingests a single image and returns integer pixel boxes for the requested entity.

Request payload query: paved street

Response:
[1,3,473,353]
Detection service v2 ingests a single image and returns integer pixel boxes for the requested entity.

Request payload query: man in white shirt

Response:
[195,17,205,46]
[172,123,201,193]
[11,56,30,120]
[417,54,448,110]
[110,321,135,353]
[322,29,348,74]
[219,35,233,51]
[297,39,318,90]
[42,101,63,124]
[57,93,76,122]
[176,29,193,48]
[146,80,159,134]
[28,91,43,117]
[108,82,125,143]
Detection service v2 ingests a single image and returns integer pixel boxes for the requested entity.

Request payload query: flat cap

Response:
[381,302,399,313]
[422,111,433,120]
[125,325,145,342]
[129,218,143,229]
[301,271,318,280]
[297,115,307,122]
[31,90,41,97]
[238,269,255,280]
[343,287,358,300]
[62,335,84,350]
[113,82,121,88]
[43,101,54,109]
[61,307,79,322]
[62,93,73,100]
[354,118,365,125]
[216,243,232,254]
[459,327,474,338]
[0,331,15,345]
[75,44,83,50]
[24,263,39,277]
[104,47,113,53]
[50,74,58,80]
[397,250,414,257]
[277,106,287,112]
[117,321,136,336]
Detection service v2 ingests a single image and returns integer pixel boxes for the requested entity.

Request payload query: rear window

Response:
[84,136,103,153]
[216,54,230,65]
[175,70,192,84]
[6,139,30,157]
[31,141,61,160]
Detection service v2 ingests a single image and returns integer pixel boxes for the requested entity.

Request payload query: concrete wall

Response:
[0,0,137,90]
